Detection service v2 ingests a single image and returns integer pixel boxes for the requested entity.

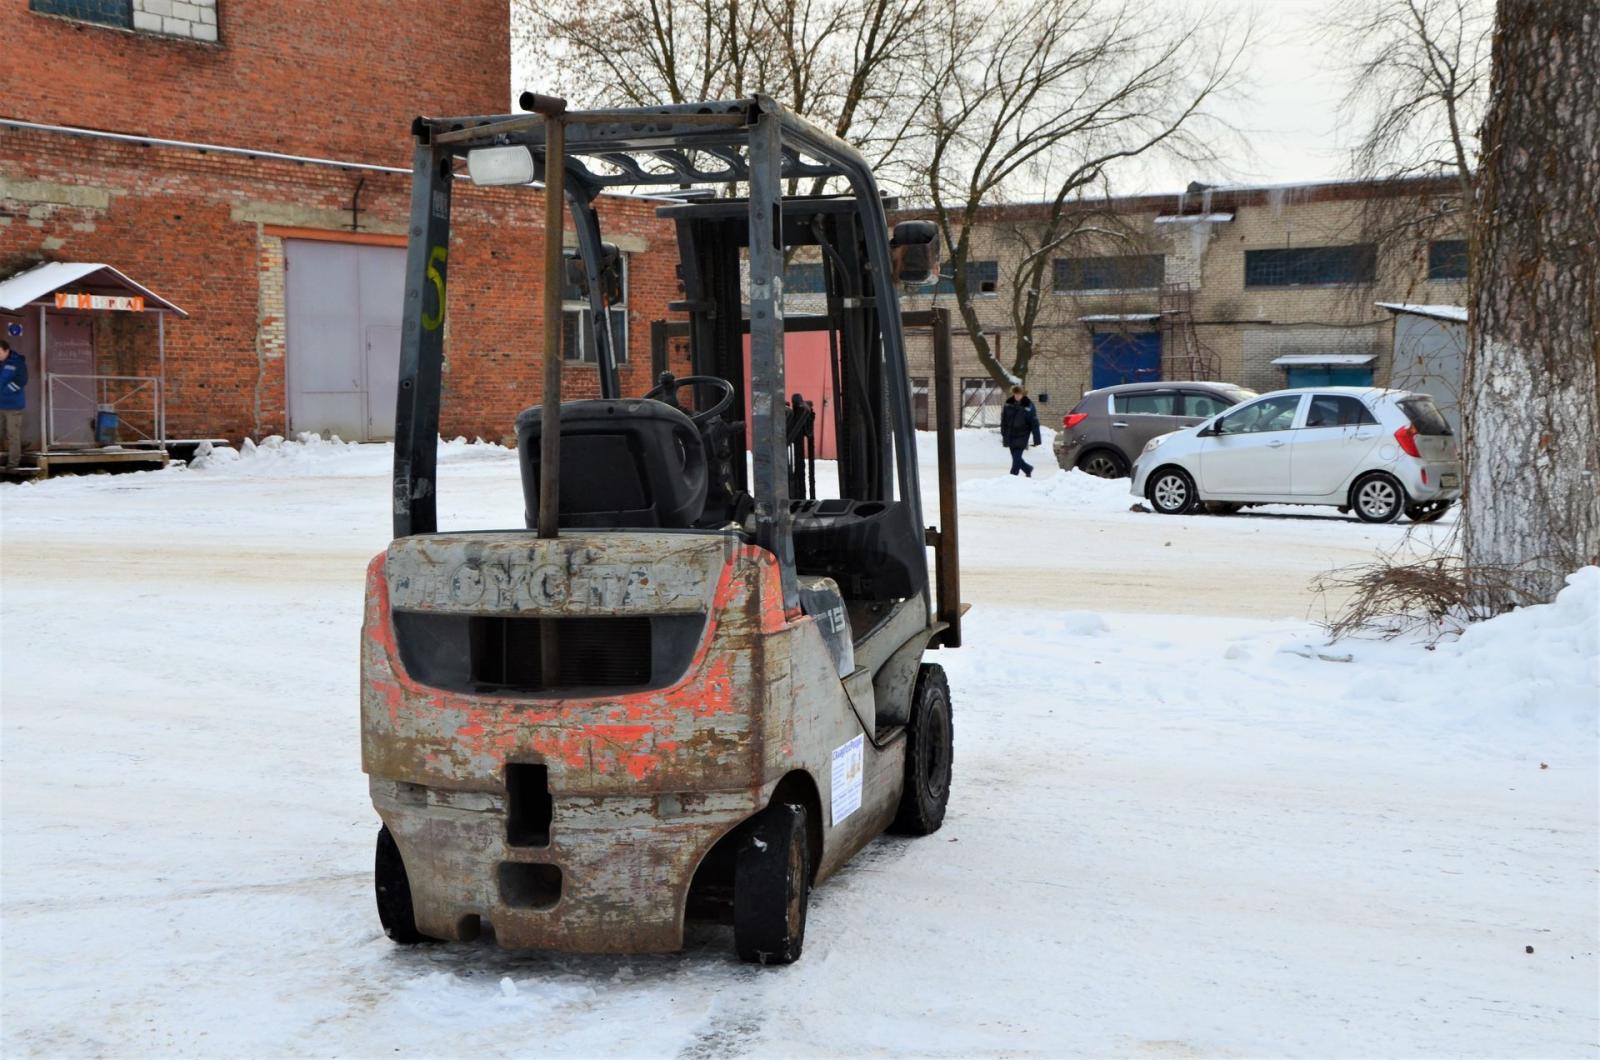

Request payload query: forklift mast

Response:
[394,95,955,639]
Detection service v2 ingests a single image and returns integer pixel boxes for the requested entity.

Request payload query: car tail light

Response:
[1063,412,1088,429]
[1394,424,1421,458]
[1421,467,1429,485]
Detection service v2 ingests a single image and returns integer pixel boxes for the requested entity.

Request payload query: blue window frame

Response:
[1053,254,1163,292]
[1245,245,1376,287]
[784,261,826,294]
[934,259,998,296]
[1427,239,1467,281]
[29,0,130,27]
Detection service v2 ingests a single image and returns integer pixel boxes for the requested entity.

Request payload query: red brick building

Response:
[0,0,682,448]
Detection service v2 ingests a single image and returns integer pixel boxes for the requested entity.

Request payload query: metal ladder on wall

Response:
[1159,282,1218,380]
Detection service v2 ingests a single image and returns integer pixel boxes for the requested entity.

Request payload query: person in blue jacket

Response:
[0,338,28,470]
[999,384,1041,477]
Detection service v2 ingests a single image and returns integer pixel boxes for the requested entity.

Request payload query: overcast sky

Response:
[1128,0,1354,193]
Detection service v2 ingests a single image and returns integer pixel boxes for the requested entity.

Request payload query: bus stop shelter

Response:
[0,262,188,476]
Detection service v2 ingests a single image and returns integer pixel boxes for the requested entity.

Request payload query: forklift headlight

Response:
[467,145,536,187]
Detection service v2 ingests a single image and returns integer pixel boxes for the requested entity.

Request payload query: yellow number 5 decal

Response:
[422,245,447,331]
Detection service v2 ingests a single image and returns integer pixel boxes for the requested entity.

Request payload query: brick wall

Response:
[3,0,508,165]
[0,127,685,443]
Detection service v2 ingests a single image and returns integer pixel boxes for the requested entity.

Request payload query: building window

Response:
[960,376,1004,426]
[1053,254,1163,292]
[1245,244,1376,287]
[935,260,999,296]
[33,0,220,41]
[562,254,629,364]
[785,261,826,294]
[1427,239,1468,281]
[911,376,930,431]
[29,0,130,28]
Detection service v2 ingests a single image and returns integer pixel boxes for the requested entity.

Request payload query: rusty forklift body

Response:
[362,95,962,962]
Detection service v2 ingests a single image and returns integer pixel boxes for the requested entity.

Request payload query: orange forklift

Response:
[362,94,963,963]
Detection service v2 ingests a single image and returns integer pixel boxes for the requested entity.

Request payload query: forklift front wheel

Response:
[733,803,810,965]
[375,825,436,945]
[891,663,953,835]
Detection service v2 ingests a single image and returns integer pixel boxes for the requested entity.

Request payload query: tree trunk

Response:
[1463,0,1600,606]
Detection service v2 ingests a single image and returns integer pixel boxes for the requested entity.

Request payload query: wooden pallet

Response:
[25,449,171,479]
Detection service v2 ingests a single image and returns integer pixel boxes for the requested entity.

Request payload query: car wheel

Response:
[734,802,810,965]
[891,663,953,836]
[375,825,435,945]
[1147,466,1197,515]
[1077,450,1128,479]
[1352,472,1406,523]
[1405,500,1453,523]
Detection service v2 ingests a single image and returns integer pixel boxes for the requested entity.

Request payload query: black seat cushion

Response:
[516,399,708,530]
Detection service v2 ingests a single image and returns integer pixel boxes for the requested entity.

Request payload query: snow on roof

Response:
[1078,313,1161,323]
[1375,302,1468,323]
[0,262,189,316]
[1271,354,1378,366]
[1153,213,1234,224]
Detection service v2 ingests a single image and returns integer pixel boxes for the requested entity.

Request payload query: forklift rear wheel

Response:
[891,663,953,835]
[375,825,435,945]
[733,802,810,965]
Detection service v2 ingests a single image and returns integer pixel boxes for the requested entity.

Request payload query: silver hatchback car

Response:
[1053,381,1257,478]
[1129,387,1462,523]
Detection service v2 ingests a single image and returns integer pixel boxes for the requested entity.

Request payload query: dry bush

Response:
[1312,530,1546,642]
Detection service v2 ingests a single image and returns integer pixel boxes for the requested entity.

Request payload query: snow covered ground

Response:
[2,433,1595,1057]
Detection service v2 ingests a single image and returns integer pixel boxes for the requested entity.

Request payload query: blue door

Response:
[1092,332,1162,389]
[1284,364,1374,388]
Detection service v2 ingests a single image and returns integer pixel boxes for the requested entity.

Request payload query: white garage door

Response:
[285,240,405,442]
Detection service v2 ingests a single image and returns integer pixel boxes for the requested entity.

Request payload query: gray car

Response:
[1054,381,1257,478]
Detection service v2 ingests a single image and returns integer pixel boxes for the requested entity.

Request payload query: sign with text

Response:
[55,293,145,312]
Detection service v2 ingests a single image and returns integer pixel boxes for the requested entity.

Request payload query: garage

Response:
[284,239,405,442]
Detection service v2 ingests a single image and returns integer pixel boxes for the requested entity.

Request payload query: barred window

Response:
[934,259,998,296]
[29,0,130,28]
[1244,245,1376,287]
[785,262,826,294]
[1427,239,1468,281]
[1054,254,1163,292]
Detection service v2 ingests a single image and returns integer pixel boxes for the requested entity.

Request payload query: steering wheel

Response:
[643,373,737,426]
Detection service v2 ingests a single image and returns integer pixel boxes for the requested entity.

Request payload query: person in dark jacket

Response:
[999,384,1041,477]
[0,339,27,470]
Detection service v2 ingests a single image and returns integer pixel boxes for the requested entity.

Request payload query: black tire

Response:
[1146,466,1198,515]
[734,802,810,964]
[1077,449,1129,479]
[891,663,954,836]
[1406,500,1453,524]
[1204,501,1243,515]
[375,825,434,945]
[1351,472,1406,523]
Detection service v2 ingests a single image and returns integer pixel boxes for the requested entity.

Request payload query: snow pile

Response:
[959,467,1130,512]
[1342,566,1600,764]
[185,434,514,477]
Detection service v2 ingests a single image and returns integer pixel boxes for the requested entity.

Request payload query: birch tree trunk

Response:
[1462,0,1600,606]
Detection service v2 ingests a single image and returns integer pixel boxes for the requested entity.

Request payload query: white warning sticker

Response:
[830,733,864,825]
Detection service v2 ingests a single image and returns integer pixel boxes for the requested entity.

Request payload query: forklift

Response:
[362,94,963,964]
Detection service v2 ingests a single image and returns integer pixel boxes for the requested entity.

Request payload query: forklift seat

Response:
[516,399,709,529]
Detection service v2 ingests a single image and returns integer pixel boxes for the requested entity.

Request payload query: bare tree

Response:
[1329,0,1491,198]
[1323,0,1492,299]
[1461,0,1600,606]
[514,0,938,190]
[912,0,1248,387]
